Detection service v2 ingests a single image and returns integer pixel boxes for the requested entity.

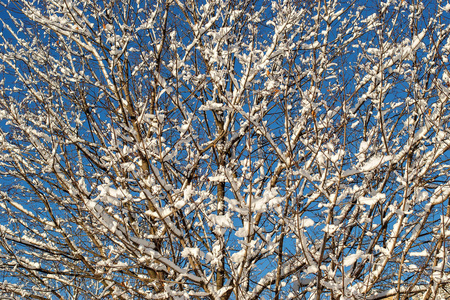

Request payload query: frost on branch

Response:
[1,0,450,299]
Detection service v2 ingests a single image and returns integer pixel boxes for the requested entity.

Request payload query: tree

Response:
[0,0,450,299]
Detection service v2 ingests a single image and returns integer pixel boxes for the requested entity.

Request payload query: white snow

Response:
[343,250,364,266]
[358,193,385,206]
[409,249,429,257]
